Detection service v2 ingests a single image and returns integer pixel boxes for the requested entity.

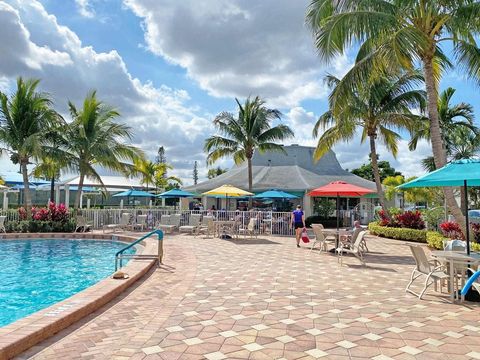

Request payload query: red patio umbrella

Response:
[307,181,375,243]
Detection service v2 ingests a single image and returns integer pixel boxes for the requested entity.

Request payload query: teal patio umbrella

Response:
[253,189,299,199]
[157,189,195,210]
[398,159,480,254]
[113,189,154,206]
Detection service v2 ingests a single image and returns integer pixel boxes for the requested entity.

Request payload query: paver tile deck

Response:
[16,233,480,359]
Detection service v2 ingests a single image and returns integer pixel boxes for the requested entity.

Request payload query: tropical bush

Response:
[440,221,465,240]
[8,203,74,233]
[368,221,426,242]
[378,210,425,230]
[423,207,445,231]
[426,231,447,249]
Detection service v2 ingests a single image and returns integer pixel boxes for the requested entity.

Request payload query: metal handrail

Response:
[115,229,164,271]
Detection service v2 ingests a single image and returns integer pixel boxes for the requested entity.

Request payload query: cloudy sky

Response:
[0,0,477,185]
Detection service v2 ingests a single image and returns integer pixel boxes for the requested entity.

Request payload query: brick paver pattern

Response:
[17,234,480,359]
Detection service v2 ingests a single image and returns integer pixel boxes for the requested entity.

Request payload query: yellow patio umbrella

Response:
[202,184,253,197]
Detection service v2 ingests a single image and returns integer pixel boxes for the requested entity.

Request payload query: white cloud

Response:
[0,0,212,181]
[123,0,352,108]
[75,0,95,18]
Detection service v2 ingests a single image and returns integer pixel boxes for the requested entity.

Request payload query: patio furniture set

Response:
[309,224,369,265]
[406,242,480,303]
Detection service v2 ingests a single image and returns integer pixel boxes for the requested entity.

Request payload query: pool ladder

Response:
[115,229,164,271]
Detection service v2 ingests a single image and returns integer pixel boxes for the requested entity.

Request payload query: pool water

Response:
[0,239,135,327]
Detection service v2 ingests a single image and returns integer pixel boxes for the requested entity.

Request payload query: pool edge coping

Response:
[0,233,158,360]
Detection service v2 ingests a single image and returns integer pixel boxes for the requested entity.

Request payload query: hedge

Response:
[426,230,480,251]
[368,222,427,242]
[5,220,76,233]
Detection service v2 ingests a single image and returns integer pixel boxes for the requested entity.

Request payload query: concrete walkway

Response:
[18,234,480,360]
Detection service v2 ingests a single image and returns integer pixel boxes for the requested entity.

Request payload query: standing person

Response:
[291,205,305,248]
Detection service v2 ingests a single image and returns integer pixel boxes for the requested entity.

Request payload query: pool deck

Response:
[13,233,480,359]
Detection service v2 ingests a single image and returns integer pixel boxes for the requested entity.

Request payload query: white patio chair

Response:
[405,244,449,299]
[310,224,335,252]
[156,215,173,233]
[180,213,202,233]
[133,214,148,231]
[195,216,214,238]
[237,218,257,239]
[74,216,92,232]
[335,230,368,266]
[0,216,5,233]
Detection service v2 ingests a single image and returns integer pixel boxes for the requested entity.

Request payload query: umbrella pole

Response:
[464,180,471,255]
[336,194,340,248]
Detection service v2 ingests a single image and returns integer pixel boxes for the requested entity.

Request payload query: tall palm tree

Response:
[307,0,480,228]
[66,91,144,209]
[0,78,62,213]
[409,87,477,153]
[131,158,181,194]
[313,71,425,216]
[204,96,294,201]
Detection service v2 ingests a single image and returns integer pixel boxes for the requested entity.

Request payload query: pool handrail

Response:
[115,229,164,271]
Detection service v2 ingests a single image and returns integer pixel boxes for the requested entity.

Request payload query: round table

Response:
[430,251,480,302]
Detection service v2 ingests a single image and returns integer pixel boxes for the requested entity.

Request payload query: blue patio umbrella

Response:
[157,189,195,210]
[398,159,480,254]
[156,189,195,198]
[253,189,299,199]
[113,189,154,206]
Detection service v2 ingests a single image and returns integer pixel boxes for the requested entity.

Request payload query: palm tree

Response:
[307,0,480,227]
[0,78,62,213]
[66,91,144,209]
[131,158,181,194]
[409,87,477,154]
[204,96,294,201]
[313,71,425,216]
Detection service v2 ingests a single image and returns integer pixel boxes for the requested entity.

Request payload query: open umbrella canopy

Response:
[11,184,37,190]
[157,189,195,198]
[398,159,480,255]
[307,181,374,197]
[398,159,480,189]
[112,189,154,197]
[253,189,299,199]
[203,185,253,197]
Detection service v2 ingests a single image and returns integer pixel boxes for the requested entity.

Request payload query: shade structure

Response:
[203,185,253,197]
[308,181,375,245]
[398,159,480,254]
[308,181,375,197]
[112,190,154,197]
[11,184,37,190]
[157,189,195,198]
[253,189,299,199]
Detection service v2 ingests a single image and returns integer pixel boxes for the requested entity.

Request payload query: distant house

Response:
[185,144,378,217]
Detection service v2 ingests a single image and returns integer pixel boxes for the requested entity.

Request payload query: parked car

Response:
[469,210,480,218]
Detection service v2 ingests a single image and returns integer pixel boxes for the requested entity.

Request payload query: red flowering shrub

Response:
[440,221,465,240]
[395,211,425,230]
[18,203,70,222]
[377,210,425,230]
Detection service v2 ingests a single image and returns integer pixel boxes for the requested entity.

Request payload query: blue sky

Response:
[0,0,478,184]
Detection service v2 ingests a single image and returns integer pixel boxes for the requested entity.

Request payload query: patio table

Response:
[214,220,237,239]
[322,228,352,250]
[431,250,480,302]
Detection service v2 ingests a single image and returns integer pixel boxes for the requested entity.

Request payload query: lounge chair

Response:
[103,213,130,233]
[157,214,181,233]
[310,224,335,252]
[195,216,214,238]
[0,216,5,233]
[133,214,148,231]
[335,230,368,266]
[179,213,202,233]
[74,216,92,232]
[237,218,257,239]
[405,244,449,299]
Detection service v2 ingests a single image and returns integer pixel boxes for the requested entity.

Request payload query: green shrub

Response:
[5,219,76,233]
[368,221,427,242]
[426,231,446,249]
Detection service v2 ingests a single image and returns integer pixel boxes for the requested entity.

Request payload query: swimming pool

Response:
[0,239,135,327]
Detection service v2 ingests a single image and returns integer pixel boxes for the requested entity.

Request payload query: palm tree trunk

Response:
[50,177,55,203]
[74,173,85,209]
[369,135,389,217]
[247,157,253,209]
[21,160,32,217]
[423,57,466,229]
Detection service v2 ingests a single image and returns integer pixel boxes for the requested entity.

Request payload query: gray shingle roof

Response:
[185,145,376,193]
